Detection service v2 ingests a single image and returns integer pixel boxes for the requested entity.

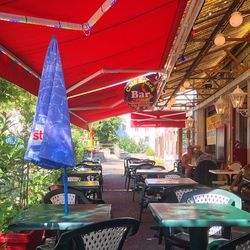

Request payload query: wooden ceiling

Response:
[156,0,250,110]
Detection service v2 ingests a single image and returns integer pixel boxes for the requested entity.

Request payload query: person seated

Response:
[181,145,200,178]
[196,146,216,166]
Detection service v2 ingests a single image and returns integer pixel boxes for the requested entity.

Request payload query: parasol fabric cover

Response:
[25,36,75,169]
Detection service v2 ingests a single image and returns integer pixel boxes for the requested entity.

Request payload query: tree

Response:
[93,117,122,144]
[0,78,36,140]
[118,136,148,153]
[71,125,88,163]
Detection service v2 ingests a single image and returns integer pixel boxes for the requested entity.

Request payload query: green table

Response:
[72,170,101,175]
[149,203,250,250]
[70,170,103,191]
[57,180,102,199]
[139,178,198,221]
[9,204,112,231]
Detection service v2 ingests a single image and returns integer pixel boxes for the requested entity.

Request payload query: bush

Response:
[0,112,61,232]
[145,148,155,156]
[72,126,88,163]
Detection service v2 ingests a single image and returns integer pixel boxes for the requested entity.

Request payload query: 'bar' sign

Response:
[124,77,157,111]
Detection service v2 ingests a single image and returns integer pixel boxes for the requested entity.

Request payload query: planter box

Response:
[0,230,43,250]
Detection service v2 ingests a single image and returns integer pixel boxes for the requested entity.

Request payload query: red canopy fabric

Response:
[0,0,187,128]
[131,110,186,128]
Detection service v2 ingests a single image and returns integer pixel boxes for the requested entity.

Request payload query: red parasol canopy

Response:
[0,0,187,128]
[131,110,186,128]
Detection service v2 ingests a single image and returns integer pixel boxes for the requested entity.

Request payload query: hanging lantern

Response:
[166,103,172,109]
[183,80,190,88]
[185,116,194,129]
[214,96,226,115]
[229,85,247,108]
[170,97,176,104]
[214,33,226,46]
[229,12,243,27]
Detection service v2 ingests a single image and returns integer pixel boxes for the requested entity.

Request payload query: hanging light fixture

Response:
[229,85,247,108]
[170,97,176,104]
[214,33,226,46]
[166,103,172,109]
[183,80,190,88]
[229,12,243,27]
[214,96,226,115]
[185,116,194,129]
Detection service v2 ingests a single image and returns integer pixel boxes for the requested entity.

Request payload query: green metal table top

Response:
[149,203,250,227]
[145,178,198,187]
[71,170,101,175]
[9,204,112,231]
[136,169,169,175]
[58,181,100,189]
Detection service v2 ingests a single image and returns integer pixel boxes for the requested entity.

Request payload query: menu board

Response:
[206,114,223,145]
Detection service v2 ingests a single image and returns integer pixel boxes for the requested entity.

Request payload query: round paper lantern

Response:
[179,86,186,93]
[230,12,243,27]
[214,33,225,46]
[183,80,190,88]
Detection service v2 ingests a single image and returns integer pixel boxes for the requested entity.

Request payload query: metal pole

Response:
[63,167,69,216]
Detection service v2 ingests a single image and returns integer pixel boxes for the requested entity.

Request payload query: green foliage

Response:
[93,117,122,144]
[0,78,36,141]
[118,136,147,153]
[72,126,88,163]
[0,78,24,107]
[0,112,61,233]
[0,80,62,233]
[145,148,155,156]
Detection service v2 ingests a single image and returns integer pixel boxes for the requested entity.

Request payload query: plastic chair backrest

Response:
[215,233,250,250]
[51,218,140,250]
[181,188,242,208]
[160,185,203,203]
[181,188,242,236]
[43,188,90,205]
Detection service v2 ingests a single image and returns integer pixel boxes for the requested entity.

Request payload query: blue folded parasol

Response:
[25,35,75,215]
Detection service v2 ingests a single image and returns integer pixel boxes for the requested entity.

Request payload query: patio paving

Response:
[101,154,250,250]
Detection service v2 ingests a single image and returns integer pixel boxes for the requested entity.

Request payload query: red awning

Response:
[131,110,186,128]
[0,0,187,128]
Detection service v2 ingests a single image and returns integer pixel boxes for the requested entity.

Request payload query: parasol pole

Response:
[63,167,69,216]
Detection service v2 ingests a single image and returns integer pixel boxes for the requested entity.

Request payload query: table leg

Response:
[189,227,208,250]
[225,174,231,185]
[139,185,146,221]
[97,187,102,199]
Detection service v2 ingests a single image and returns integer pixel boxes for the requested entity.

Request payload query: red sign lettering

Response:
[33,130,43,140]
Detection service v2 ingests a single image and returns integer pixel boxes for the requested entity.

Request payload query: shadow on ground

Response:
[101,155,250,250]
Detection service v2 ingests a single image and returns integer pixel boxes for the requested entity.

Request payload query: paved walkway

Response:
[100,154,250,250]
[101,155,165,250]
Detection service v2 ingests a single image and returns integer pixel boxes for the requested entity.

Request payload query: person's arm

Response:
[181,155,193,169]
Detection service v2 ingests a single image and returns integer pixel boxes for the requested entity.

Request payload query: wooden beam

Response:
[191,37,250,43]
[193,69,250,111]
[166,0,244,105]
[174,41,244,70]
[224,48,248,70]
